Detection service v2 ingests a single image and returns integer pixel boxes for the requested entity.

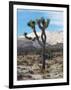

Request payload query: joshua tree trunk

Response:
[42,45,46,69]
[41,27,46,70]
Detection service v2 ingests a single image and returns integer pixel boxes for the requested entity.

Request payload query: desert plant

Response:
[24,17,50,70]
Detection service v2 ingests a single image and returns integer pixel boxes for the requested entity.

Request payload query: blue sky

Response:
[17,9,64,36]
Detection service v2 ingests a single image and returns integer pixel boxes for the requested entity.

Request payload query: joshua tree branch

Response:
[38,23,43,30]
[41,29,46,45]
[32,27,43,46]
[24,32,36,41]
[37,20,43,29]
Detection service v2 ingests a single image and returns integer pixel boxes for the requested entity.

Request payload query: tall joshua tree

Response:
[24,17,50,70]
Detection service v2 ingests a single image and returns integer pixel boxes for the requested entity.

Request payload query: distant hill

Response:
[17,31,63,54]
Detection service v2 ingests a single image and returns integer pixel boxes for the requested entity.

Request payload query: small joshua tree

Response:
[24,17,50,70]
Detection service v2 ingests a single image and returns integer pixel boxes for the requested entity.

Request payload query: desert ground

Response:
[17,52,63,80]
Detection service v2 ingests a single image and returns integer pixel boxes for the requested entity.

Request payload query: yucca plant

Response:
[24,17,50,71]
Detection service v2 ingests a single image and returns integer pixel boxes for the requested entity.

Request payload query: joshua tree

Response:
[24,17,50,70]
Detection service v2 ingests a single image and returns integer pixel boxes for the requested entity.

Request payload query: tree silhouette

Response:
[24,17,50,71]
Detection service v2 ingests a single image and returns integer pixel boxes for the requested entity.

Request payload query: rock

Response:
[32,74,42,79]
[38,64,42,68]
[22,74,32,80]
[32,64,40,70]
[43,74,51,79]
[50,72,63,79]
[29,70,34,74]
[22,69,29,74]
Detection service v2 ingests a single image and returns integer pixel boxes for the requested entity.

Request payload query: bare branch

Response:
[24,32,35,41]
[46,19,50,27]
[36,19,43,29]
[32,27,43,46]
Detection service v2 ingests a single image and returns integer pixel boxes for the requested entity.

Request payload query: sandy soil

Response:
[17,54,63,80]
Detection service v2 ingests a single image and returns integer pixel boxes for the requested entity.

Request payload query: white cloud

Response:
[44,11,64,27]
[50,20,63,26]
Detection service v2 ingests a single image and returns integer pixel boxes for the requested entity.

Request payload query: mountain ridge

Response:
[18,30,63,45]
